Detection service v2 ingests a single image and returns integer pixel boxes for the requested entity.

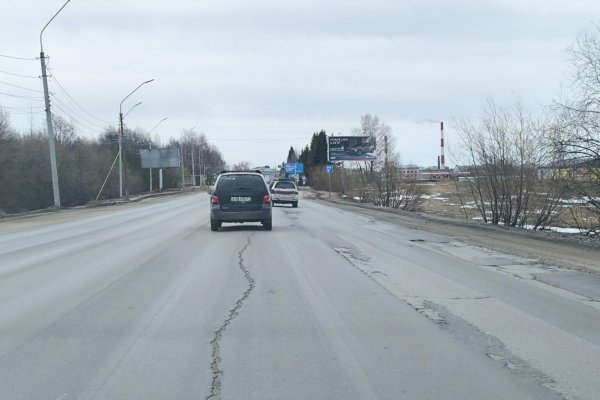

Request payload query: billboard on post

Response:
[140,148,181,168]
[328,136,376,161]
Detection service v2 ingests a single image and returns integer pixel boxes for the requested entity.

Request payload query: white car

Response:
[270,180,299,207]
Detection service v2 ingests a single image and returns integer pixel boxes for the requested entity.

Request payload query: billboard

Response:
[140,148,181,168]
[328,136,377,161]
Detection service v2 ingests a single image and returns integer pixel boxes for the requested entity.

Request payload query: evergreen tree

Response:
[309,130,328,166]
[298,145,310,166]
[286,146,298,163]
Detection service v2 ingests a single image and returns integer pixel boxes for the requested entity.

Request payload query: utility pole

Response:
[119,111,124,197]
[39,0,72,207]
[191,144,196,186]
[40,51,61,207]
[341,161,345,194]
[149,142,153,192]
[119,80,154,198]
[199,147,204,187]
[384,135,389,207]
[180,146,185,189]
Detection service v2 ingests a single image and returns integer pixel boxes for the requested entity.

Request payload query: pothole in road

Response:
[335,247,386,280]
[335,247,372,263]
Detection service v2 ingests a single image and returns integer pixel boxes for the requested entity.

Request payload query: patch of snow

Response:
[420,194,449,201]
[549,227,584,234]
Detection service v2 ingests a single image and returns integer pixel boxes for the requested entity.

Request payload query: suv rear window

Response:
[216,175,266,192]
[274,181,296,189]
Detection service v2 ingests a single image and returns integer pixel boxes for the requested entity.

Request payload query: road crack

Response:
[406,299,567,400]
[206,234,255,400]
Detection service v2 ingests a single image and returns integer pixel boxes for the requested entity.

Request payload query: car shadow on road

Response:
[216,224,296,232]
[217,225,265,232]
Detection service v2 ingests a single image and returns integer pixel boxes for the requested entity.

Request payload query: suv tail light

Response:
[211,195,220,206]
[263,194,271,205]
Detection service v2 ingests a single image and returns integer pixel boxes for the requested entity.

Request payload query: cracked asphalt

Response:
[0,193,599,399]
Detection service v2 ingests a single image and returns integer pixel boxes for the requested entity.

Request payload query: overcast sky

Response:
[1,0,598,167]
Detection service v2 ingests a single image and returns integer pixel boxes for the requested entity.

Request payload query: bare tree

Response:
[52,114,77,146]
[232,161,252,170]
[553,26,600,235]
[352,114,395,172]
[455,100,564,229]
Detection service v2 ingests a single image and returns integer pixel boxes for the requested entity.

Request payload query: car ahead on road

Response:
[208,171,272,231]
[270,179,299,207]
[348,143,375,156]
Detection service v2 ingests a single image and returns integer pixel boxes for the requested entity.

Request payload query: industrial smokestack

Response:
[440,121,445,170]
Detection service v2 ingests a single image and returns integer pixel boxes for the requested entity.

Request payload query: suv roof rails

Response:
[220,170,263,175]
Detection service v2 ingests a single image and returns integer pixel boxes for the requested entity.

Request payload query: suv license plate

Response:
[231,196,251,202]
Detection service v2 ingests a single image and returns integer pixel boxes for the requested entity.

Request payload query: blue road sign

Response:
[285,163,304,174]
[325,164,334,174]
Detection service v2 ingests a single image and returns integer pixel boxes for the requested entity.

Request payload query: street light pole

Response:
[40,0,71,207]
[148,117,167,191]
[119,101,142,197]
[119,79,154,198]
[123,102,142,119]
[181,126,196,189]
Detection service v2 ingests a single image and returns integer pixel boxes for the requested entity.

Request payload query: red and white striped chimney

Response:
[440,121,445,170]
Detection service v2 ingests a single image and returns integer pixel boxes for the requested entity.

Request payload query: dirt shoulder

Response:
[305,189,600,274]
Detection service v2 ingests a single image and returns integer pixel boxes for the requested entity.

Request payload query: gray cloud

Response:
[1,0,598,167]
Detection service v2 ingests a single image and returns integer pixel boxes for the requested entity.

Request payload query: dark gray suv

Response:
[209,171,272,231]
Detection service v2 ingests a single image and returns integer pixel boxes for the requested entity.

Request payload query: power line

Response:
[0,108,44,115]
[50,101,110,139]
[50,104,105,140]
[0,79,44,93]
[0,91,44,101]
[0,54,37,61]
[0,70,39,79]
[0,104,45,111]
[50,93,110,130]
[48,67,112,124]
[50,99,108,137]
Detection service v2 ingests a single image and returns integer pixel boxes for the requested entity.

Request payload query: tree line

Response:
[0,112,225,214]
[453,26,600,235]
[295,115,422,211]
[292,26,600,236]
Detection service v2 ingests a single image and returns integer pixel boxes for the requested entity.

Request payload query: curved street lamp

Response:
[119,79,154,198]
[148,117,168,192]
[123,101,142,119]
[149,117,168,135]
[39,0,72,207]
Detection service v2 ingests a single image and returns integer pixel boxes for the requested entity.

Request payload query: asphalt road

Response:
[1,193,599,400]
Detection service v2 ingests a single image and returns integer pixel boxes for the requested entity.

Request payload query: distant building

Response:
[398,165,462,181]
[398,165,420,180]
[538,158,600,182]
